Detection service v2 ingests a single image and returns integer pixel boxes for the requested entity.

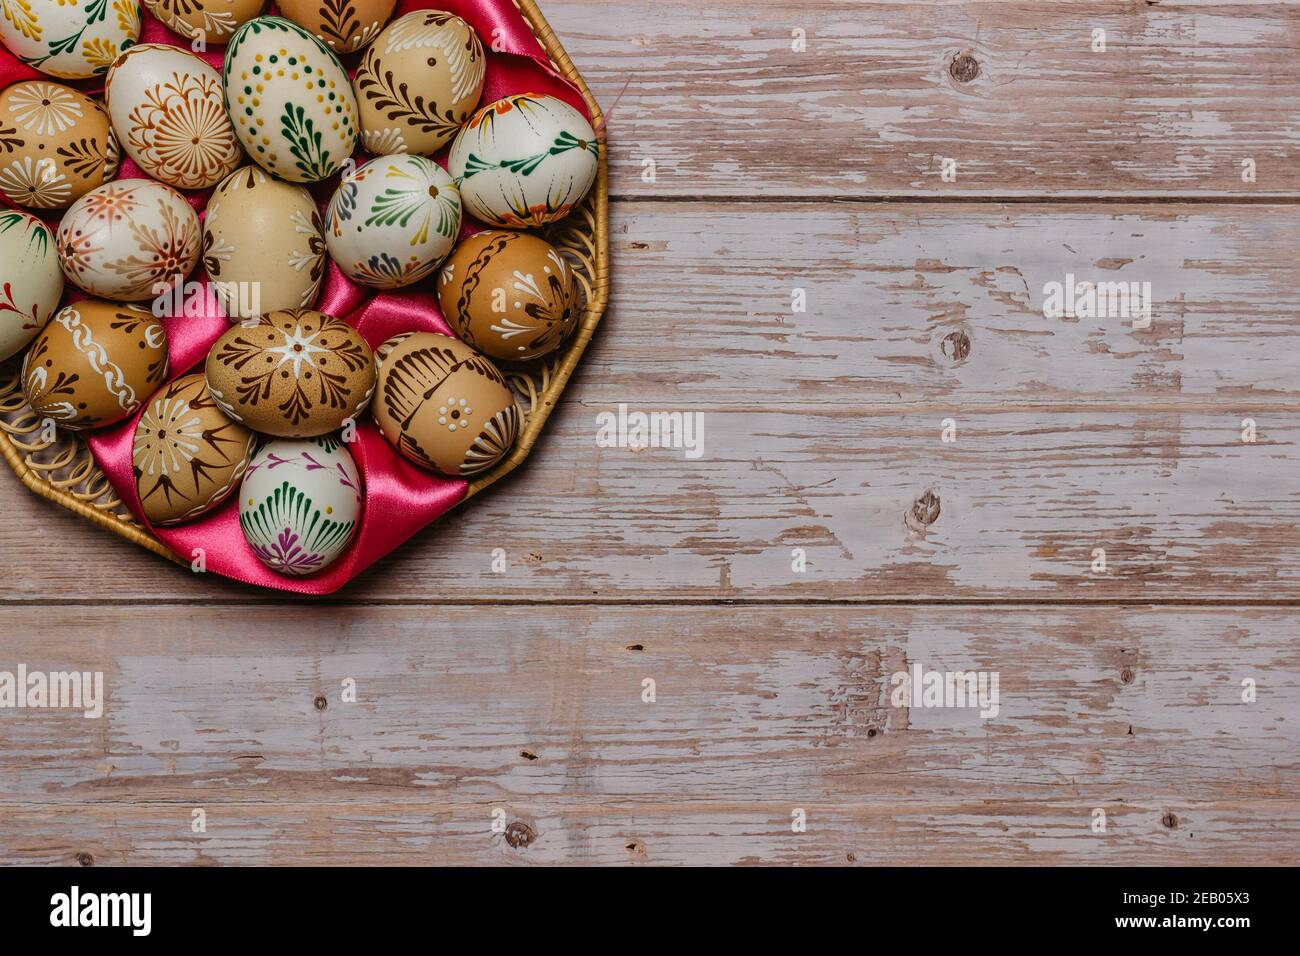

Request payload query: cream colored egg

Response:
[0,81,119,209]
[353,9,484,156]
[239,436,362,576]
[202,165,326,319]
[277,0,395,55]
[22,299,168,431]
[0,210,64,361]
[56,178,201,302]
[324,153,460,289]
[0,0,141,79]
[105,44,243,191]
[449,93,599,228]
[222,15,358,183]
[143,0,267,45]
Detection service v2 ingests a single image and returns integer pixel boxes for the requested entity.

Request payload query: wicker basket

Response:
[0,0,608,571]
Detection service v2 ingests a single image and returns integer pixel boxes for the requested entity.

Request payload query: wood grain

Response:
[0,605,1294,865]
[545,0,1300,198]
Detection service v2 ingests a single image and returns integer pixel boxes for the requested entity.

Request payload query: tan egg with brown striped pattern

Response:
[143,0,268,45]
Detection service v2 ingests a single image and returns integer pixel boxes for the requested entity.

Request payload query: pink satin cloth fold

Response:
[0,1,590,594]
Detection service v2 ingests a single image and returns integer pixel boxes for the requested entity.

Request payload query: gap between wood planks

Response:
[3,598,1300,607]
[618,194,1300,204]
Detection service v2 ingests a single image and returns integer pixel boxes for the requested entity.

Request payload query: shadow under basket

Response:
[0,0,609,573]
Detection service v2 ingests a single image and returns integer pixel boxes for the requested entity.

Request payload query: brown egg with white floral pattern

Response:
[437,231,578,362]
[0,81,119,210]
[143,0,268,45]
[204,309,376,437]
[133,373,256,526]
[372,332,518,476]
[22,300,169,431]
[278,0,396,54]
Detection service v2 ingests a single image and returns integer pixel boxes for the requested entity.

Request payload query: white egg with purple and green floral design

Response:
[239,436,362,577]
[324,153,460,289]
[0,210,64,361]
[0,0,141,79]
[222,15,358,183]
[448,93,599,228]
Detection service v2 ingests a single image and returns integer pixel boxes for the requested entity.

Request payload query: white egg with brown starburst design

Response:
[105,44,244,191]
[0,0,142,79]
[325,153,460,289]
[56,178,201,301]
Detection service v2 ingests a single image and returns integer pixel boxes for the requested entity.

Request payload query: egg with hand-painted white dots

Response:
[222,15,358,183]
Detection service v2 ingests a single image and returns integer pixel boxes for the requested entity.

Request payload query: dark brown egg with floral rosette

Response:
[372,331,519,476]
[204,309,376,438]
[133,373,256,526]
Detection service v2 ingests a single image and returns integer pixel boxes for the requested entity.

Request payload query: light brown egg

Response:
[372,332,518,476]
[205,309,376,437]
[22,300,169,431]
[353,10,485,156]
[202,165,326,319]
[143,0,268,45]
[133,373,256,525]
[437,231,579,362]
[278,0,396,54]
[0,81,118,209]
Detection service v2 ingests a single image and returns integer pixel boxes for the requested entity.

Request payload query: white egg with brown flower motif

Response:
[105,44,244,191]
[222,15,358,183]
[143,0,267,45]
[325,153,460,289]
[0,81,119,210]
[56,178,201,302]
[448,93,599,228]
[0,210,64,361]
[0,0,142,79]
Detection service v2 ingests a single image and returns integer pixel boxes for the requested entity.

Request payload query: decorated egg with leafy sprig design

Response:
[142,0,267,45]
[0,0,141,80]
[0,210,63,361]
[278,0,395,55]
[0,81,119,209]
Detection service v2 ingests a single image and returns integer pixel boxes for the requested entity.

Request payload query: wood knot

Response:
[626,643,644,651]
[519,749,538,761]
[75,851,94,867]
[313,695,328,711]
[1161,811,1179,829]
[940,329,971,364]
[846,851,857,862]
[950,52,980,83]
[1120,667,1136,685]
[625,840,647,856]
[909,490,942,527]
[504,821,537,848]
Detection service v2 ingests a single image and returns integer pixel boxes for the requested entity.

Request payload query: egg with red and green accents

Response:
[0,210,64,361]
[239,435,362,576]
[222,15,358,183]
[0,0,141,79]
[448,93,599,228]
[325,153,461,289]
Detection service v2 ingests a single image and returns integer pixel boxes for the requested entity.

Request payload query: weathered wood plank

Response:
[0,605,1294,864]
[550,1,1300,197]
[2,202,1297,602]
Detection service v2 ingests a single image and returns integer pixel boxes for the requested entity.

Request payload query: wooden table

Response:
[2,0,1298,866]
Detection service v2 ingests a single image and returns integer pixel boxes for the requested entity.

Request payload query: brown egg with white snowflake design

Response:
[0,81,119,210]
[437,231,578,362]
[133,373,256,526]
[372,332,519,477]
[22,300,169,431]
[204,309,376,438]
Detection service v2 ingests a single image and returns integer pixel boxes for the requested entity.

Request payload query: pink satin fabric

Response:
[0,2,590,594]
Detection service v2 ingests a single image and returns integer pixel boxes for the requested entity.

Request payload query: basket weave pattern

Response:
[0,0,608,571]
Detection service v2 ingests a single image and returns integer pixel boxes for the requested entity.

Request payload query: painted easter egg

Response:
[324,153,460,289]
[105,44,244,190]
[448,93,599,228]
[353,9,484,156]
[437,230,578,362]
[21,299,168,430]
[133,372,255,525]
[0,0,141,79]
[204,309,376,437]
[0,209,64,361]
[239,435,361,576]
[202,165,325,319]
[143,0,267,45]
[56,178,201,301]
[372,331,518,476]
[222,15,358,183]
[0,81,119,209]
[277,0,395,55]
